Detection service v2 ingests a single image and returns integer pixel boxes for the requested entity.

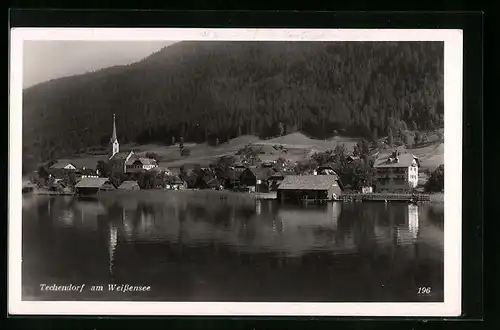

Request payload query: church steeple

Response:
[109,114,119,159]
[111,113,118,143]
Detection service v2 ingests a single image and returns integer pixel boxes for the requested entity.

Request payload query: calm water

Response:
[22,191,444,302]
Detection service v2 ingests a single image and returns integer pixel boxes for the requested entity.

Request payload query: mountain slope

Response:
[22,41,444,160]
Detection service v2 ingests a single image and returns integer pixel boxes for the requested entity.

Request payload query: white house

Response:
[373,150,419,192]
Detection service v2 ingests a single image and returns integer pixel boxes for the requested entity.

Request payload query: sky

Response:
[23,40,177,88]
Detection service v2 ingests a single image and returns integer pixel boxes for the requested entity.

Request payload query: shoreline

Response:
[27,188,444,204]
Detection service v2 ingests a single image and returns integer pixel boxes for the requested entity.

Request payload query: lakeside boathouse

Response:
[75,177,116,196]
[277,175,343,204]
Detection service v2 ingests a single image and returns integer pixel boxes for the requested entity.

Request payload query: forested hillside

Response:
[22,41,444,161]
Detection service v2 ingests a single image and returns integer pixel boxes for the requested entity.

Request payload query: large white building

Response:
[373,150,419,192]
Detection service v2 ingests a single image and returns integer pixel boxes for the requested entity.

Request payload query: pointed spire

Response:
[111,114,117,143]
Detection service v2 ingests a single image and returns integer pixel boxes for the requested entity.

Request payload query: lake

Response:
[21,191,444,302]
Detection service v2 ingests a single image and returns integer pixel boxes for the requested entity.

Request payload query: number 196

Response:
[418,287,431,295]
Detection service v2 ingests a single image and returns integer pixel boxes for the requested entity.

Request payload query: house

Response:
[361,186,373,194]
[268,170,296,191]
[48,161,77,179]
[75,168,99,181]
[118,180,140,191]
[259,153,281,167]
[315,162,338,175]
[373,150,419,192]
[125,157,158,173]
[75,177,116,196]
[277,175,343,203]
[164,176,187,190]
[239,167,274,193]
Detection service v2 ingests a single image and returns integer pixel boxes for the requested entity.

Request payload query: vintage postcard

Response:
[9,28,463,316]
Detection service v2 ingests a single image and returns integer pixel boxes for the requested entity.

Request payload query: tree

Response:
[62,170,77,186]
[401,133,409,146]
[145,152,160,162]
[278,122,285,137]
[371,127,378,142]
[360,139,370,157]
[436,130,444,141]
[37,166,49,183]
[179,165,188,182]
[387,128,394,146]
[425,165,444,192]
[96,160,111,177]
[414,131,422,145]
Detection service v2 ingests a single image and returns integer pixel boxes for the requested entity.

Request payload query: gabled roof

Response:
[75,177,112,188]
[269,170,296,179]
[134,157,157,166]
[49,162,76,170]
[278,175,342,191]
[373,152,418,168]
[110,151,134,161]
[244,167,274,180]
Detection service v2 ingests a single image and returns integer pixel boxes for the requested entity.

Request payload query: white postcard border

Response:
[9,28,463,317]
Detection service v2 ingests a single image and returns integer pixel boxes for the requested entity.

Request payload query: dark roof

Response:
[75,177,111,188]
[76,168,98,175]
[317,162,337,170]
[110,151,134,161]
[118,181,140,190]
[373,152,418,168]
[278,175,342,191]
[269,170,295,179]
[245,167,274,180]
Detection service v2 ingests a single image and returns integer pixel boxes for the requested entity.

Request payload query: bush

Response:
[425,165,444,192]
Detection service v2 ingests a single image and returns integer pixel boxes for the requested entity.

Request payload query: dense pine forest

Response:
[22,41,444,161]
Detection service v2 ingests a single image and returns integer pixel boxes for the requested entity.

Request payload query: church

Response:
[107,114,158,174]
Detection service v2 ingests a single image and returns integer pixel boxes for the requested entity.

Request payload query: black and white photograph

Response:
[9,28,463,316]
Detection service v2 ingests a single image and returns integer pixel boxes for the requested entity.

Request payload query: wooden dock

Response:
[340,193,431,203]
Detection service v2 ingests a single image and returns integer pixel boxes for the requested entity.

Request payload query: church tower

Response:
[109,114,120,159]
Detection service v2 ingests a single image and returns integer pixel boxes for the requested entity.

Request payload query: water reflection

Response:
[22,194,444,302]
[108,222,118,277]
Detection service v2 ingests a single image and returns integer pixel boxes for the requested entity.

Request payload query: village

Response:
[22,114,444,204]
